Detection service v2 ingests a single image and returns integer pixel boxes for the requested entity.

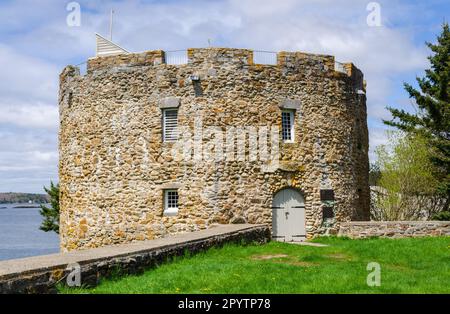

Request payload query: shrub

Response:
[431,211,450,221]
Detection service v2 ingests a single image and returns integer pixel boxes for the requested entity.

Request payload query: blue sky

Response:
[0,0,448,193]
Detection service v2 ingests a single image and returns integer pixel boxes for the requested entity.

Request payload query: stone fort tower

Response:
[59,47,369,251]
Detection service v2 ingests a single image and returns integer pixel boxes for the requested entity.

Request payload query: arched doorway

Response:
[272,188,306,242]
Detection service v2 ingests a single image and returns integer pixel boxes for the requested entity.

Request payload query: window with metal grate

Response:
[163,109,179,142]
[281,110,294,142]
[164,189,179,215]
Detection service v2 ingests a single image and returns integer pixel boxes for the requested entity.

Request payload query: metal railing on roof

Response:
[334,61,347,74]
[165,50,189,65]
[253,50,277,65]
[81,48,351,75]
[75,61,87,76]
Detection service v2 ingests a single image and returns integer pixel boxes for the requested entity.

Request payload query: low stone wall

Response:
[338,221,450,238]
[0,224,270,294]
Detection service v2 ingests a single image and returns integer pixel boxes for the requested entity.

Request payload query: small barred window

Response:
[282,110,294,142]
[164,190,179,215]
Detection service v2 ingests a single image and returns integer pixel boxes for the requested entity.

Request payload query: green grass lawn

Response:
[60,236,450,294]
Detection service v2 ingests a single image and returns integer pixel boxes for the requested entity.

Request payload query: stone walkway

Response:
[0,224,270,293]
[288,241,329,247]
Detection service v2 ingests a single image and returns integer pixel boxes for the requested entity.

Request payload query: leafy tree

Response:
[372,132,445,220]
[384,23,450,211]
[39,182,60,234]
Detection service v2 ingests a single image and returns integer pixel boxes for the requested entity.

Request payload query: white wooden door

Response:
[272,188,305,242]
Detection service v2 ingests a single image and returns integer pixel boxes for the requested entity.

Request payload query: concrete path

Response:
[288,241,329,247]
[0,224,270,293]
[0,224,266,277]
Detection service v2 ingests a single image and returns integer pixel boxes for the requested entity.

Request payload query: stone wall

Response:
[338,221,450,238]
[0,224,270,294]
[59,47,369,251]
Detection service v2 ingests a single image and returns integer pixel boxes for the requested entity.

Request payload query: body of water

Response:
[0,203,59,261]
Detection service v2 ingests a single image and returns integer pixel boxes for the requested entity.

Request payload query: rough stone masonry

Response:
[59,47,370,251]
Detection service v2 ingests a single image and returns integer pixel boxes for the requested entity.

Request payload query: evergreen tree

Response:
[39,182,60,234]
[384,23,450,210]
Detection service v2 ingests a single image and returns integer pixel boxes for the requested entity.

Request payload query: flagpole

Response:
[110,9,114,41]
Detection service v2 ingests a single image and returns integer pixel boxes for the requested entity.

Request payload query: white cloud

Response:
[229,0,299,17]
[369,127,390,162]
[0,103,58,129]
[0,129,58,169]
[0,135,58,192]
[0,0,437,191]
[0,44,59,103]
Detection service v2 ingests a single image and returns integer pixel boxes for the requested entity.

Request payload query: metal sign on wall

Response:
[322,206,334,219]
[320,189,335,201]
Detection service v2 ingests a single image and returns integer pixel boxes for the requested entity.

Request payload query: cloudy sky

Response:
[0,0,448,193]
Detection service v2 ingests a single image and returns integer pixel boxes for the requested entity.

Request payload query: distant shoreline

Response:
[0,203,48,209]
[0,192,49,205]
[13,205,43,209]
